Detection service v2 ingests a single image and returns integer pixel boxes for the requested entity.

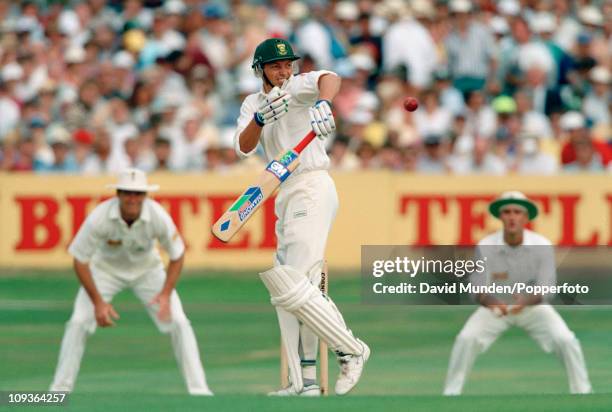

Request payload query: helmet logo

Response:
[276,43,288,56]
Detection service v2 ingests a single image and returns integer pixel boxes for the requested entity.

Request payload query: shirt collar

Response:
[109,198,151,223]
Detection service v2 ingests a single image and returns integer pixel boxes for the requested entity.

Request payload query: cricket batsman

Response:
[49,168,213,395]
[443,191,592,395]
[234,38,370,396]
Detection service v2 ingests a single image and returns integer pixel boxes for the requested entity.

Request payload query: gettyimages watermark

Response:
[361,246,611,305]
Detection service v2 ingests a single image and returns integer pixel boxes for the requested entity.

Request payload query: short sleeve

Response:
[290,70,335,106]
[536,244,557,302]
[68,214,102,263]
[155,207,185,261]
[234,95,259,159]
[469,244,490,302]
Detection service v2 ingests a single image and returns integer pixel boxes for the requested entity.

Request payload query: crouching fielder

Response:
[50,168,212,395]
[235,38,369,396]
[443,191,591,395]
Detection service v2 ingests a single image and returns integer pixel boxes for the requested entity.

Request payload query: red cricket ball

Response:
[403,97,419,112]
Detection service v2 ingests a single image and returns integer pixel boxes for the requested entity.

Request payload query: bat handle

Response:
[293,131,317,154]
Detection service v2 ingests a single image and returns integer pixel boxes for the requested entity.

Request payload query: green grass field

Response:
[1,270,611,411]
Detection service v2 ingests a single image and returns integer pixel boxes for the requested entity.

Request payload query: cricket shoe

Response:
[267,384,321,397]
[335,340,370,395]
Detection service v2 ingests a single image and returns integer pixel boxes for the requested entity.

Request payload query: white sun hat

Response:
[107,168,160,192]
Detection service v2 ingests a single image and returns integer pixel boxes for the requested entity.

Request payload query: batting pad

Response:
[260,265,363,356]
[276,307,303,392]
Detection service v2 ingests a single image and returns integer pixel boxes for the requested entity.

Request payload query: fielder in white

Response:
[49,168,213,395]
[443,191,592,395]
[234,38,369,396]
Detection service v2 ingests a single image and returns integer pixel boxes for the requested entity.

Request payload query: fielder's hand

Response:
[95,302,120,327]
[254,86,291,127]
[489,303,508,317]
[309,99,336,140]
[150,293,171,322]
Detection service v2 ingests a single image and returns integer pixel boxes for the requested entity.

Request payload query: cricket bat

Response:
[212,130,316,242]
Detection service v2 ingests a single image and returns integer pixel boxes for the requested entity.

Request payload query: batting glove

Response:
[254,86,292,127]
[309,99,336,140]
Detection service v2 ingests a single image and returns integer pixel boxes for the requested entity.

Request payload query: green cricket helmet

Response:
[251,38,300,70]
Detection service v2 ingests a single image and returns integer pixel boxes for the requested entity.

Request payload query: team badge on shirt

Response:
[107,239,122,247]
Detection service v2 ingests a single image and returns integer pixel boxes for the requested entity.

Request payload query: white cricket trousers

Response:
[274,170,339,382]
[444,305,592,395]
[49,266,212,395]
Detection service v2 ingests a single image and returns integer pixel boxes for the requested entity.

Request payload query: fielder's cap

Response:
[489,191,538,220]
[107,168,159,192]
[560,111,585,131]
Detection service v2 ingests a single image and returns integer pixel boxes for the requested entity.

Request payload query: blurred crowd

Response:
[0,0,610,175]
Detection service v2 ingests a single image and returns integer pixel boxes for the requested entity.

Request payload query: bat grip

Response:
[292,131,317,154]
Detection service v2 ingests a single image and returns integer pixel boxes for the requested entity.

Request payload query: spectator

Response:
[444,0,496,96]
[82,128,114,174]
[0,80,20,140]
[356,141,378,169]
[416,134,449,174]
[329,135,359,171]
[382,0,438,90]
[35,124,78,173]
[514,90,553,138]
[432,68,465,116]
[563,136,606,173]
[449,138,507,175]
[464,90,496,139]
[583,66,610,129]
[516,134,558,175]
[559,111,611,166]
[0,0,607,177]
[413,89,453,138]
[152,135,172,171]
[378,140,403,171]
[11,136,36,172]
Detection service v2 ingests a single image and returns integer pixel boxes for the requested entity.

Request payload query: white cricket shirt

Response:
[68,198,185,279]
[234,70,333,175]
[471,229,557,302]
